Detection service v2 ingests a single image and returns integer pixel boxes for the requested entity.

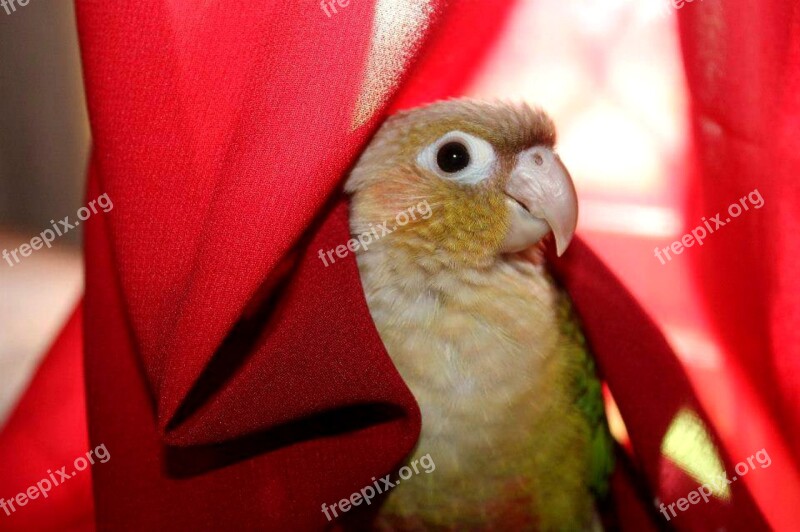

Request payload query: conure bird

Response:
[345,99,613,530]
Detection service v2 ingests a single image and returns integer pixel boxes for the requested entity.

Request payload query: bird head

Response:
[346,100,577,267]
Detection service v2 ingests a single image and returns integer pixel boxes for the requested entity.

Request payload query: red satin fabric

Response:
[0,0,787,530]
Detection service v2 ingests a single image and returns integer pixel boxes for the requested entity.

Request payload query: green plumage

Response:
[557,295,615,501]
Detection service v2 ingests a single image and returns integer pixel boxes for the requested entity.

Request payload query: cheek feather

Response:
[392,186,509,264]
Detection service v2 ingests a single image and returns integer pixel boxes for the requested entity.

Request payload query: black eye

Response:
[436,141,470,173]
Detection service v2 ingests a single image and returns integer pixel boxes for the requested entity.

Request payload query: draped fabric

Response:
[679,0,800,466]
[0,0,790,529]
[678,3,800,527]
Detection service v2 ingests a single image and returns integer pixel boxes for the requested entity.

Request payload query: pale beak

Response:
[501,147,578,256]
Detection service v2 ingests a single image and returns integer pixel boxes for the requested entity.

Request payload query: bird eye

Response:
[436,141,470,173]
[417,131,496,185]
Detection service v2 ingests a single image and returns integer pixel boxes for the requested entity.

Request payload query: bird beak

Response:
[501,147,578,256]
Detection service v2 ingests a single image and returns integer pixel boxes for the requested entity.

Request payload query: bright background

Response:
[0,1,86,427]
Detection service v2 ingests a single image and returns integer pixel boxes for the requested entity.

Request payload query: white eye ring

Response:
[416,131,496,185]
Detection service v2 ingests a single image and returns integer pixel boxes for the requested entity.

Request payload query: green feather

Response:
[557,293,615,500]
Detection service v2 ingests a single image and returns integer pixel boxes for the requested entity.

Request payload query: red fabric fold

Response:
[549,240,766,529]
[75,1,520,529]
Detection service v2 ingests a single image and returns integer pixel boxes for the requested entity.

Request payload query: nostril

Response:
[533,153,544,166]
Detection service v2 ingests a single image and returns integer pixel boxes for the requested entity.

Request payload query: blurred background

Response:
[0,0,797,527]
[0,1,88,425]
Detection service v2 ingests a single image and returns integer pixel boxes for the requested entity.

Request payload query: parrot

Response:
[345,99,614,530]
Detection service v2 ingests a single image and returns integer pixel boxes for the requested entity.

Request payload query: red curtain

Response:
[0,0,793,530]
[680,0,800,463]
